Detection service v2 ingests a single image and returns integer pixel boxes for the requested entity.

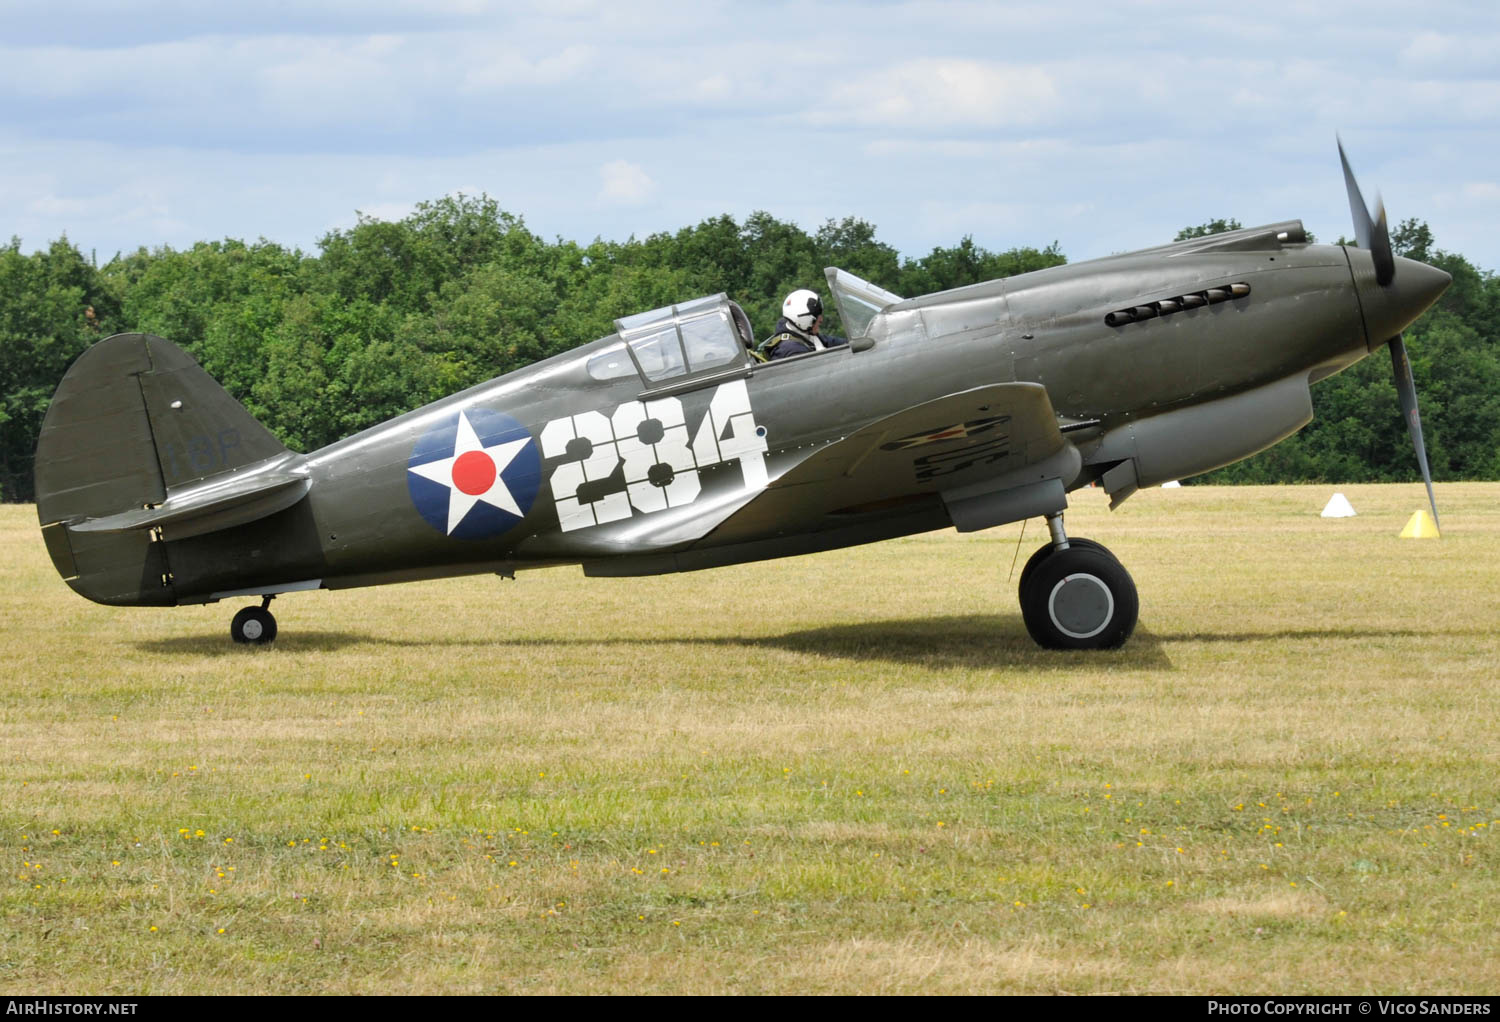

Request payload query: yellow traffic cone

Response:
[1399,510,1440,539]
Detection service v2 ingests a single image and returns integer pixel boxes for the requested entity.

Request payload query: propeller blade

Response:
[1338,138,1396,286]
[1389,335,1440,528]
[1370,198,1395,287]
[1339,137,1373,250]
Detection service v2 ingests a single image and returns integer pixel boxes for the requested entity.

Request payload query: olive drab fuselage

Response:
[99,221,1437,605]
[35,215,1452,643]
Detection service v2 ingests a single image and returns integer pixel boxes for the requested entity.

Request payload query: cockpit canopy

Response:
[587,293,753,383]
[583,272,902,385]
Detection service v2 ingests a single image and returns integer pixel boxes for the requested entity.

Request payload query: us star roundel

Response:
[407,408,541,540]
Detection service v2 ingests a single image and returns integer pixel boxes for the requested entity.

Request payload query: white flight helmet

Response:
[782,289,824,332]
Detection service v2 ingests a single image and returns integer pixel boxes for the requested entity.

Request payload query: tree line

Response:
[2,197,1495,501]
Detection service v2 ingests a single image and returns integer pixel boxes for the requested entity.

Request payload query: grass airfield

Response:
[2,483,1497,995]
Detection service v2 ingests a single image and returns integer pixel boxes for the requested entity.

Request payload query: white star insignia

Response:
[408,410,531,535]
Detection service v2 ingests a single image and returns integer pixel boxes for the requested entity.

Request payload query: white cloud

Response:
[3,2,1500,273]
[695,75,731,100]
[461,44,597,91]
[862,137,1068,160]
[598,160,653,206]
[816,59,1059,129]
[1399,31,1500,74]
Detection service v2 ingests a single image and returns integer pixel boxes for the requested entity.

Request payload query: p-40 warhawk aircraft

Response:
[35,145,1450,649]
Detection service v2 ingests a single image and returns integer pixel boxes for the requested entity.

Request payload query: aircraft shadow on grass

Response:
[137,620,1479,670]
[136,614,1175,671]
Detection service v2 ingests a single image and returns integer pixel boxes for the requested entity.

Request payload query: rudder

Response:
[35,333,291,606]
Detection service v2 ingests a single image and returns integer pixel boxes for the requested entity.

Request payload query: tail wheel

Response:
[1020,544,1137,650]
[230,606,278,645]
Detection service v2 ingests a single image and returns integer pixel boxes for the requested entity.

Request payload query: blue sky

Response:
[4,0,1497,272]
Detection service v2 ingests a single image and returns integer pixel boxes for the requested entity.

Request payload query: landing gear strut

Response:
[1018,513,1138,650]
[230,595,278,645]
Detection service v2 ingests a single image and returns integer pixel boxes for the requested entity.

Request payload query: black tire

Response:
[230,606,278,645]
[1017,537,1119,593]
[1019,544,1137,650]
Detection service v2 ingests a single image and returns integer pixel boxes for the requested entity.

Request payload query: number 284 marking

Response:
[539,380,768,533]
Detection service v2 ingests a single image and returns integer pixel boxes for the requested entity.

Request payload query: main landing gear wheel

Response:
[1019,543,1138,650]
[230,604,278,645]
[1017,537,1120,594]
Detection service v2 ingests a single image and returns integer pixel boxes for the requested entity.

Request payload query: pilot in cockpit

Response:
[761,289,848,361]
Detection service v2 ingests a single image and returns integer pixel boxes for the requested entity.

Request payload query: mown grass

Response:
[2,483,1497,994]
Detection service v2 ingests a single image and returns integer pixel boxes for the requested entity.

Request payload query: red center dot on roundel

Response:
[451,450,497,495]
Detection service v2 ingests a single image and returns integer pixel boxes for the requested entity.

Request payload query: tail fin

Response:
[35,333,295,606]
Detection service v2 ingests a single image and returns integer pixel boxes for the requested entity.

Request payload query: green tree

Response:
[0,237,118,500]
[314,194,529,315]
[1174,218,1242,241]
[10,206,1498,504]
[896,237,1065,296]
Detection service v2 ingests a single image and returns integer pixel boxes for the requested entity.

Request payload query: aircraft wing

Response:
[771,382,1063,493]
[576,383,1078,576]
[706,381,1076,543]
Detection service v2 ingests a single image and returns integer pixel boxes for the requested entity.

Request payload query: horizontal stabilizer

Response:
[70,459,309,541]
